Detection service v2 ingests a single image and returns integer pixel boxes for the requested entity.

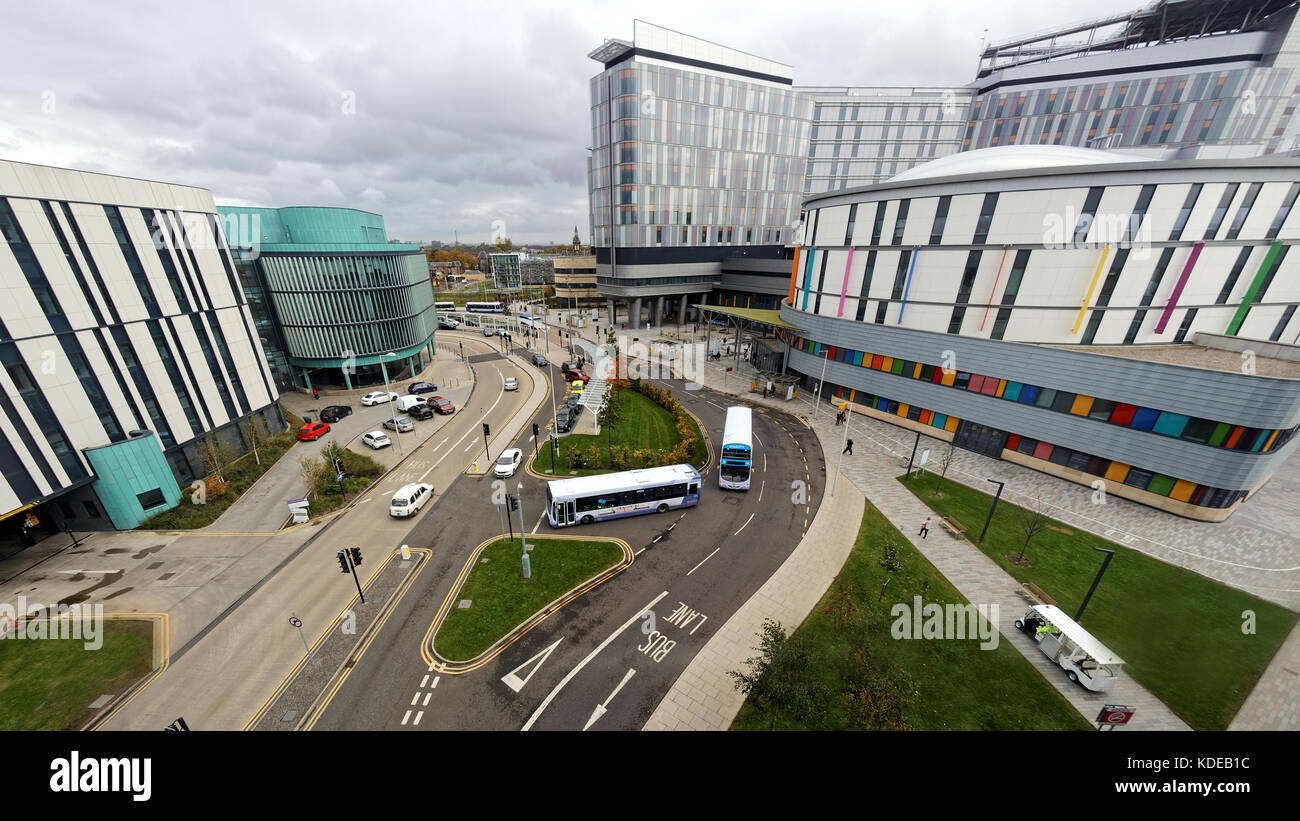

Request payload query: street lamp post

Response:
[1075,548,1116,623]
[832,402,850,496]
[517,482,531,578]
[548,362,560,467]
[814,348,829,420]
[979,479,1006,543]
[380,353,403,457]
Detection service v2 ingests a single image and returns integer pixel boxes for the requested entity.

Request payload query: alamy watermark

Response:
[890,595,999,650]
[0,597,104,650]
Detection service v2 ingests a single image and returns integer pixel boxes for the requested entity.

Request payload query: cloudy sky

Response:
[0,0,1140,244]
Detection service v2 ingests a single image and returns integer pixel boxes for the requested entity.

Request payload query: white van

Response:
[395,395,426,413]
[389,483,434,517]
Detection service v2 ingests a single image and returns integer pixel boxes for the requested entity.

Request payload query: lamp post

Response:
[548,362,560,468]
[380,352,403,457]
[979,479,1006,543]
[832,402,850,496]
[814,347,829,420]
[1075,548,1116,623]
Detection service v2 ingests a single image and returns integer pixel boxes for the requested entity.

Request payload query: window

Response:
[83,500,101,518]
[972,193,999,244]
[1225,183,1262,240]
[1088,399,1116,422]
[1034,387,1057,408]
[1073,187,1104,243]
[891,200,910,245]
[1124,468,1154,490]
[953,372,971,390]
[930,196,950,244]
[1205,183,1239,238]
[137,488,166,510]
[1169,183,1202,241]
[1217,247,1254,303]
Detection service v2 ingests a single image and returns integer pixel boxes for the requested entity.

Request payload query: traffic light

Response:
[349,547,362,567]
[508,496,519,512]
[336,550,349,573]
[532,423,539,439]
[482,422,490,437]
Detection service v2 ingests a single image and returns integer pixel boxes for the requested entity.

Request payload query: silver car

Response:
[504,377,518,391]
[383,415,415,433]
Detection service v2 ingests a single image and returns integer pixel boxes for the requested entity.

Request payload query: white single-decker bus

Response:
[719,406,752,490]
[547,464,701,527]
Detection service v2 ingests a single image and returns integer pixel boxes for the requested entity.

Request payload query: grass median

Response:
[433,537,624,662]
[0,620,154,731]
[532,388,706,476]
[900,471,1297,730]
[730,501,1091,730]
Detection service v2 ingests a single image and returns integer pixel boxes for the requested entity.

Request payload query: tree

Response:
[241,413,269,466]
[728,618,827,730]
[1015,491,1052,564]
[936,442,956,493]
[298,454,324,492]
[196,434,236,482]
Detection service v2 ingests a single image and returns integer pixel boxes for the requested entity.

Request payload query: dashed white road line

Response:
[410,693,420,706]
[420,674,429,688]
[686,548,720,576]
[734,513,754,536]
[401,710,412,725]
[414,711,424,725]
[422,692,432,706]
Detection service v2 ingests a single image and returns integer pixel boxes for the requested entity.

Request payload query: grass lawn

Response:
[731,502,1091,730]
[307,448,386,516]
[901,472,1298,730]
[434,537,624,661]
[531,389,706,476]
[138,406,304,530]
[0,620,154,731]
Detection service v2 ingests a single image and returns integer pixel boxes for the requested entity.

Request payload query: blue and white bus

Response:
[435,300,456,313]
[465,300,504,313]
[546,464,701,527]
[719,406,752,490]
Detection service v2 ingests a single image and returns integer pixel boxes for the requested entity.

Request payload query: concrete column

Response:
[654,296,664,327]
[631,297,642,329]
[606,298,617,326]
[342,368,352,391]
[303,368,313,391]
[677,295,688,326]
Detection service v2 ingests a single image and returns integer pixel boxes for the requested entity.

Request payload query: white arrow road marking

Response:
[523,592,668,731]
[584,668,637,731]
[501,637,563,693]
[686,548,720,577]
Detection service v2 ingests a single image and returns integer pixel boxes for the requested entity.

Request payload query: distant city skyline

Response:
[0,0,1140,242]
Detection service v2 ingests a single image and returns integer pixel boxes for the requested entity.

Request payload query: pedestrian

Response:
[762,385,768,398]
[919,517,930,539]
[843,438,853,455]
[312,387,319,400]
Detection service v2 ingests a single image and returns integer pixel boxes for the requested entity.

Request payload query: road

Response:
[311,370,825,731]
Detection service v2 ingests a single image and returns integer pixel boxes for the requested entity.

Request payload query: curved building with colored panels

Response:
[782,145,1300,520]
[218,206,436,391]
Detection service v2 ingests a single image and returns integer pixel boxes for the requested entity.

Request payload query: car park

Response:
[532,354,547,367]
[429,397,455,414]
[319,405,352,423]
[408,381,438,394]
[389,483,434,518]
[361,431,392,449]
[494,448,523,478]
[555,408,573,433]
[383,416,415,433]
[407,403,434,420]
[504,377,518,391]
[361,391,398,406]
[297,422,330,441]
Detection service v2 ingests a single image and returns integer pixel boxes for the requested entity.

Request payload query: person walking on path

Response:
[842,438,853,455]
[312,387,319,400]
[918,517,930,539]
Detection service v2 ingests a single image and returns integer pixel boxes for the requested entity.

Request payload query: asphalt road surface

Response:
[312,369,825,731]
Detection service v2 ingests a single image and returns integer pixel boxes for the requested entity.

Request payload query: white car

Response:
[494,448,523,478]
[361,391,398,406]
[361,431,392,449]
[389,483,434,517]
[503,377,518,392]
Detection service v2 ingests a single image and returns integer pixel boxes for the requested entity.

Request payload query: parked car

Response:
[437,317,459,330]
[429,396,456,415]
[482,327,496,337]
[318,405,352,423]
[563,370,588,383]
[361,391,398,406]
[297,422,330,441]
[496,328,509,337]
[569,382,585,397]
[555,408,573,433]
[561,361,578,372]
[532,354,548,367]
[383,416,415,433]
[408,381,438,395]
[569,403,583,420]
[503,377,518,392]
[361,431,392,449]
[407,403,435,420]
[565,393,581,409]
[389,483,434,518]
[494,448,523,478]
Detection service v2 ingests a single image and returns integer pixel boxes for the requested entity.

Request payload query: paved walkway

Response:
[644,353,1194,730]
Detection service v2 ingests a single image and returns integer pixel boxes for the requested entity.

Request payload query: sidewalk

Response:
[643,352,1191,731]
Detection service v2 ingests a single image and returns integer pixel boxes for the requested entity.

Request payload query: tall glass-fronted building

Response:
[218,206,436,391]
[588,21,811,328]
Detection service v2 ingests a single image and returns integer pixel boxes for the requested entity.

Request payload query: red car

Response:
[563,370,588,383]
[429,396,456,415]
[297,422,330,441]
